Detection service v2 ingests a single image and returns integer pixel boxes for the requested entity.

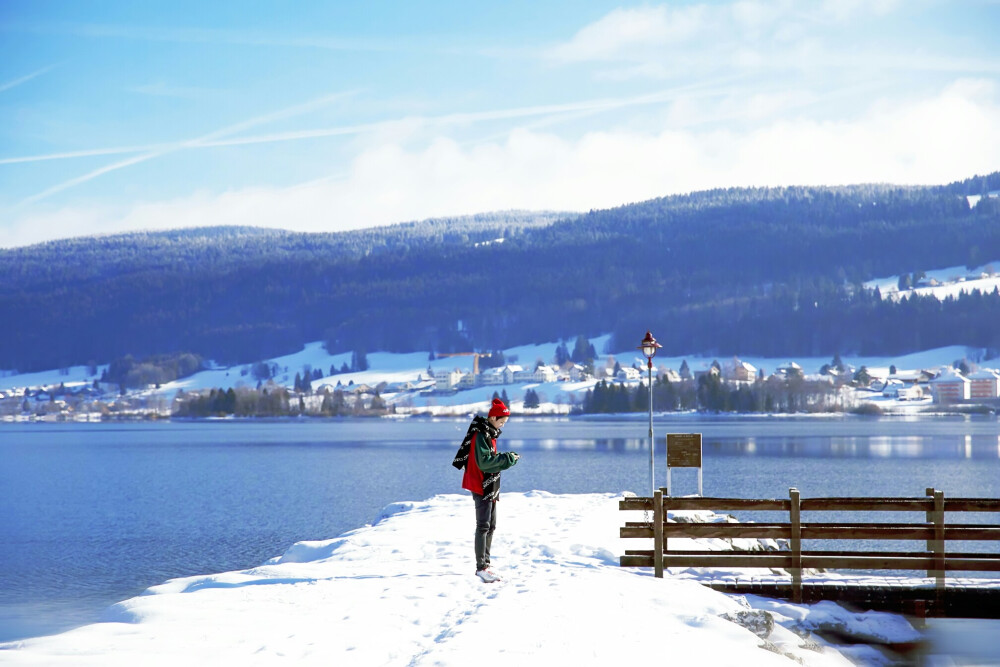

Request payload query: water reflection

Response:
[508,437,647,452]
[707,434,1000,459]
[508,434,1000,459]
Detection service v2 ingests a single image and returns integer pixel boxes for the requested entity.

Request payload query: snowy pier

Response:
[1,492,933,666]
[621,488,1000,617]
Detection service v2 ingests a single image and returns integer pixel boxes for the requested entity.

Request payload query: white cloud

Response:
[546,1,925,79]
[4,80,998,249]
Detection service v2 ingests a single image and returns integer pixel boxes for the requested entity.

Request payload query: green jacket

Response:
[474,430,518,473]
[458,415,517,499]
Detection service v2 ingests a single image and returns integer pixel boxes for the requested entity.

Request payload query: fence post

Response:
[789,487,802,603]
[653,489,664,579]
[932,489,945,591]
[925,487,935,578]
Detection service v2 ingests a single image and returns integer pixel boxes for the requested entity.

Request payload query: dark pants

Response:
[473,492,496,572]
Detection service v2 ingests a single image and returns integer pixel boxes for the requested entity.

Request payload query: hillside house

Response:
[694,362,722,381]
[724,358,758,384]
[658,367,682,383]
[514,365,557,384]
[882,380,925,401]
[774,362,803,379]
[481,365,522,386]
[931,368,971,403]
[969,368,1000,399]
[616,367,641,382]
[889,369,935,384]
[434,370,464,392]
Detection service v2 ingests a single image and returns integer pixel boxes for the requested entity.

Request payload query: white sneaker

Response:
[476,569,501,583]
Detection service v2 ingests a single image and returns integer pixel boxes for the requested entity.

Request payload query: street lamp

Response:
[637,330,661,495]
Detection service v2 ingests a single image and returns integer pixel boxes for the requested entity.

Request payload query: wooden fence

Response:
[620,487,1000,602]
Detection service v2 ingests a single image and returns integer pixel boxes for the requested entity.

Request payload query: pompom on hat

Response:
[488,398,510,418]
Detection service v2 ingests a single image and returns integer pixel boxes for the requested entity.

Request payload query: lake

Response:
[2,415,1000,643]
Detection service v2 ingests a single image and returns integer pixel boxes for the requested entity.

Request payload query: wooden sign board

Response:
[667,433,702,468]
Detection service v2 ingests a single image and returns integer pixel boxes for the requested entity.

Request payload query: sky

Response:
[1,0,999,248]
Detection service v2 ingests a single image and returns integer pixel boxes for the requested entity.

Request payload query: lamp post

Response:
[638,330,661,495]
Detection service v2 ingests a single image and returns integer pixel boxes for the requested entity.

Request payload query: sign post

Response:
[666,433,703,496]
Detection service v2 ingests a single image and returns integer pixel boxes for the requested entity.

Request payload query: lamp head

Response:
[637,330,661,359]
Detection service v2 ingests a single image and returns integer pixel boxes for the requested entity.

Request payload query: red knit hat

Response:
[488,398,510,418]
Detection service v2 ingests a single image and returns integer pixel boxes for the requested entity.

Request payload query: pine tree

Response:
[571,335,595,363]
[555,343,570,366]
[524,389,540,409]
[351,349,369,372]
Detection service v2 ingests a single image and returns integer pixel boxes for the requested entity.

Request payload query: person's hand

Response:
[511,453,520,462]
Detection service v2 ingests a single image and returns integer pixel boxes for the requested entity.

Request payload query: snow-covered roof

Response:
[932,368,970,383]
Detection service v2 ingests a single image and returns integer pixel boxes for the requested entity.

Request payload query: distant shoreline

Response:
[4,407,998,426]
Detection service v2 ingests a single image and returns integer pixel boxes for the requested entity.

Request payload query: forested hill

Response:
[3,175,1000,372]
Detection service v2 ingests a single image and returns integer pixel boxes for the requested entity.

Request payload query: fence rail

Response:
[619,487,1000,603]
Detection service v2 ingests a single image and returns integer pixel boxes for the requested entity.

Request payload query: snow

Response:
[0,491,927,666]
[864,260,1000,302]
[966,191,1000,208]
[3,335,997,419]
[0,364,103,393]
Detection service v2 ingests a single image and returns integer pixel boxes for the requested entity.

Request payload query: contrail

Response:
[15,91,358,206]
[0,64,59,93]
[3,78,737,166]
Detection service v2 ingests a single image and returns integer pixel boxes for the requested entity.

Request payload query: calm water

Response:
[2,415,1000,643]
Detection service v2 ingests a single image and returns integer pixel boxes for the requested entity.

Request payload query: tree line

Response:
[581,374,853,415]
[2,175,999,372]
[174,386,392,418]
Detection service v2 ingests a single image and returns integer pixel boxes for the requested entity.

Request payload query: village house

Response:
[513,365,558,384]
[931,368,971,403]
[433,370,464,393]
[693,361,722,381]
[658,367,682,383]
[724,357,758,384]
[969,368,1000,399]
[774,362,803,379]
[882,379,925,401]
[615,366,641,382]
[480,364,522,386]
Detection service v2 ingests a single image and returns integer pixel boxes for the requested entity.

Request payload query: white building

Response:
[514,365,558,383]
[434,369,464,392]
[882,379,925,400]
[931,368,971,403]
[969,369,1000,399]
[724,358,758,383]
[616,367,641,382]
[481,365,523,386]
[658,367,682,383]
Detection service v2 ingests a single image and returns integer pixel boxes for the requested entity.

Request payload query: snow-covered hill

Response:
[865,260,1000,302]
[1,336,994,417]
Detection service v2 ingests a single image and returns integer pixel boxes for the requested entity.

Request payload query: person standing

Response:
[452,398,519,582]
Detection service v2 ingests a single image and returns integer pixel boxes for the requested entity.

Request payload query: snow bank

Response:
[0,492,924,666]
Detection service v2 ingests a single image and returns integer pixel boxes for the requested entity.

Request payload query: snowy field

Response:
[2,335,995,418]
[864,259,1000,302]
[0,492,936,666]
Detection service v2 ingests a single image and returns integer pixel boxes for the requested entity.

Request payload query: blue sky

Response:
[2,0,999,248]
